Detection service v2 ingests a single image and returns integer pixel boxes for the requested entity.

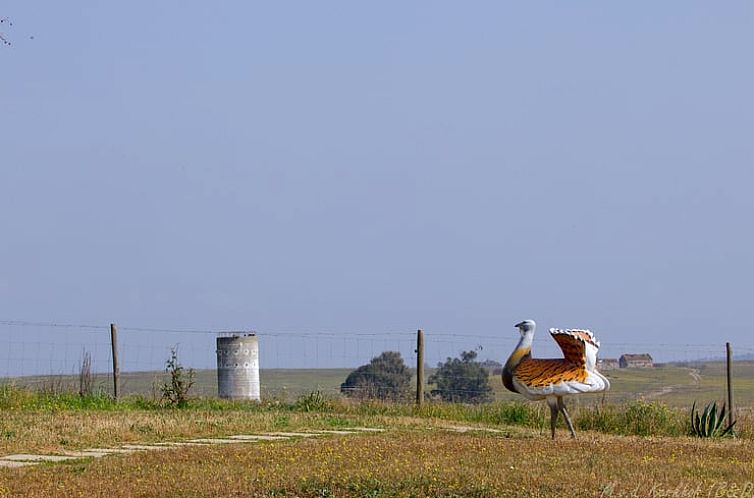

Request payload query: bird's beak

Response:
[514,321,525,329]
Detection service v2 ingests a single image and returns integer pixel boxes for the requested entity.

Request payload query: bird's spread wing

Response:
[514,358,588,388]
[549,328,600,369]
[512,357,609,398]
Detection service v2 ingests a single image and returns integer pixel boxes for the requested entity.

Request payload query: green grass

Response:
[1,383,751,439]
[577,401,687,436]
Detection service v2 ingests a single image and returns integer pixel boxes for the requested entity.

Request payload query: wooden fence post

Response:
[416,329,424,406]
[110,323,120,399]
[726,342,734,431]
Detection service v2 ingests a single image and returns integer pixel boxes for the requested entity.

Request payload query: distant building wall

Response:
[619,353,654,368]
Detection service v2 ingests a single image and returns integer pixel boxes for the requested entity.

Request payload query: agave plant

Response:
[689,401,736,438]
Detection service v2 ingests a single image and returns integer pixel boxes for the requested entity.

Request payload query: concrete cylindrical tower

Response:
[216,334,260,400]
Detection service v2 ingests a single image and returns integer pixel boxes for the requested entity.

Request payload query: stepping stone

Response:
[0,460,39,468]
[1,454,79,462]
[350,428,385,432]
[121,445,170,451]
[227,435,289,441]
[60,451,110,458]
[81,448,137,454]
[153,442,210,447]
[187,438,257,444]
[265,432,321,437]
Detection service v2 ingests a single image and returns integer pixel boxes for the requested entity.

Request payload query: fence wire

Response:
[1,320,752,406]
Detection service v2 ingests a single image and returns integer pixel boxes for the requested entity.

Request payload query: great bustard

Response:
[502,319,610,439]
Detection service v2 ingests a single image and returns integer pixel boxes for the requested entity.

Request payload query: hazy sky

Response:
[2,2,753,357]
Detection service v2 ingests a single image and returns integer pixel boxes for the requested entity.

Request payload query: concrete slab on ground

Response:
[227,435,289,441]
[315,430,360,435]
[121,445,171,451]
[0,460,40,468]
[81,448,137,454]
[1,454,79,462]
[60,451,110,458]
[153,442,210,447]
[266,432,321,437]
[187,438,258,444]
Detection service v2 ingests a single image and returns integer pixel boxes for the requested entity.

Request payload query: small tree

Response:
[340,351,411,401]
[161,347,195,407]
[429,350,494,404]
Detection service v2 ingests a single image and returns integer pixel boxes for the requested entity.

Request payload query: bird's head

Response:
[514,320,536,335]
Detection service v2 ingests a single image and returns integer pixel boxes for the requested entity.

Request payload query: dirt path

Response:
[642,368,701,400]
[688,368,702,385]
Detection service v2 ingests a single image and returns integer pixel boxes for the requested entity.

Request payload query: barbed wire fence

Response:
[1,320,752,407]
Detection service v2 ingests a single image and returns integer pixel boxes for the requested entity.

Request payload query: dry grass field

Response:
[0,388,752,497]
[1,427,753,497]
[1,361,752,497]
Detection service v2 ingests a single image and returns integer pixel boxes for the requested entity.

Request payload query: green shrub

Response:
[160,347,195,408]
[624,401,676,436]
[429,350,494,404]
[294,391,333,412]
[340,352,412,401]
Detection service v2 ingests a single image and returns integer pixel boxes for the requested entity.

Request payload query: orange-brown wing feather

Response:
[513,358,588,388]
[550,330,594,365]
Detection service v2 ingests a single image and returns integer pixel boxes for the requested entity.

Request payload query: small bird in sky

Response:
[502,319,610,439]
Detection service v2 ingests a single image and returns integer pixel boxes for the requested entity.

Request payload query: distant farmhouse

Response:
[597,358,619,370]
[619,353,654,368]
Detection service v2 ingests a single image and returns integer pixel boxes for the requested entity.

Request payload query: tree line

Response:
[340,349,497,403]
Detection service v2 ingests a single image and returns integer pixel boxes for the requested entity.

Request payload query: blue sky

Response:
[1,2,753,363]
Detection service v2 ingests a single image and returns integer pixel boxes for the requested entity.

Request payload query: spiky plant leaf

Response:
[690,401,700,436]
[699,404,706,433]
[689,400,736,438]
[708,402,718,434]
[717,403,726,426]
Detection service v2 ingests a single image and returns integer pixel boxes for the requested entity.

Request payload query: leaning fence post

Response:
[110,323,120,399]
[416,329,424,406]
[726,342,734,431]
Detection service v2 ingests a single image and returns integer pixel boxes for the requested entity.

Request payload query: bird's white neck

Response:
[515,331,534,352]
[505,330,534,369]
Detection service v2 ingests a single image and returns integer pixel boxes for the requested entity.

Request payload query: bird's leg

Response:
[547,398,559,439]
[558,397,577,438]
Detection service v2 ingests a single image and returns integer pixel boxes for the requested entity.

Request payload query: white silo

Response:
[216,333,260,400]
